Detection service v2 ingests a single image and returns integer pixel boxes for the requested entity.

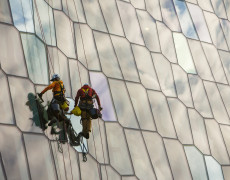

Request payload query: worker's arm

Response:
[41,82,56,94]
[74,90,81,107]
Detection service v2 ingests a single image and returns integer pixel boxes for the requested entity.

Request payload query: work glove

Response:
[99,106,103,111]
[38,93,43,99]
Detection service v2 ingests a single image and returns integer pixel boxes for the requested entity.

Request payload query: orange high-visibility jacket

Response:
[41,80,65,96]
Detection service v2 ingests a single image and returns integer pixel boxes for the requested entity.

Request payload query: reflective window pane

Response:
[218,50,230,84]
[126,82,156,131]
[108,79,139,129]
[21,33,49,85]
[98,0,124,36]
[156,21,177,63]
[173,33,197,74]
[145,0,162,21]
[168,98,193,144]
[164,139,192,180]
[132,45,160,90]
[0,126,30,180]
[210,0,227,18]
[197,0,214,12]
[82,0,107,32]
[159,0,181,32]
[173,0,198,39]
[142,132,173,180]
[188,109,210,155]
[0,24,27,77]
[101,165,121,180]
[188,75,213,118]
[45,0,62,10]
[122,177,138,180]
[105,123,134,175]
[152,53,176,97]
[117,1,145,45]
[222,166,230,180]
[223,0,230,19]
[184,146,208,180]
[94,31,123,79]
[205,119,230,164]
[111,35,140,82]
[203,81,229,125]
[125,129,156,180]
[0,0,12,24]
[9,0,34,32]
[136,10,160,52]
[147,90,177,138]
[172,64,193,107]
[188,39,214,81]
[205,156,224,180]
[33,0,56,46]
[90,72,117,121]
[0,155,6,180]
[54,10,76,58]
[130,0,145,9]
[187,3,212,43]
[9,76,42,133]
[68,146,81,180]
[23,134,57,180]
[220,125,230,158]
[220,19,230,49]
[204,11,228,51]
[218,84,230,117]
[0,70,14,124]
[202,43,228,84]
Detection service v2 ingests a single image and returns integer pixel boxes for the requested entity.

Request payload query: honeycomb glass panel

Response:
[45,0,62,10]
[172,64,193,107]
[205,156,224,180]
[173,33,197,74]
[0,0,12,24]
[54,10,76,58]
[205,119,230,164]
[220,125,230,158]
[98,0,124,36]
[188,109,210,155]
[188,39,214,81]
[108,79,139,129]
[0,70,14,124]
[159,0,181,32]
[88,119,109,163]
[0,24,27,77]
[125,129,156,180]
[9,76,42,133]
[202,43,227,84]
[132,45,160,90]
[184,146,208,180]
[0,126,30,180]
[81,0,107,32]
[147,90,177,138]
[105,123,134,175]
[136,10,160,52]
[197,0,213,12]
[164,139,192,180]
[156,21,177,63]
[173,0,198,39]
[142,132,173,180]
[220,19,230,49]
[126,82,156,131]
[217,84,230,117]
[188,75,213,118]
[145,0,162,21]
[111,35,139,82]
[219,50,230,84]
[222,166,230,180]
[62,0,86,23]
[203,81,229,125]
[117,1,145,45]
[210,0,227,18]
[47,46,60,75]
[94,31,123,79]
[130,0,145,9]
[23,134,57,180]
[101,165,121,180]
[203,12,228,51]
[187,3,212,43]
[33,0,56,46]
[90,72,116,121]
[168,98,193,144]
[21,33,49,85]
[223,0,230,19]
[74,24,101,71]
[152,53,176,97]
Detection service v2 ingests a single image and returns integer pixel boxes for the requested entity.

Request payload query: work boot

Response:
[51,127,60,135]
[85,133,89,139]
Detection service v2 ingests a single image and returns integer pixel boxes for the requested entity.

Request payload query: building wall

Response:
[0,0,230,179]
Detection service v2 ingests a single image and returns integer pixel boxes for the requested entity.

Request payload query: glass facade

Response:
[1,0,230,179]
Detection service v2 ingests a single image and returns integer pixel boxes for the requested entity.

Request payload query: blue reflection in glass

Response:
[9,0,34,32]
[174,0,198,39]
[89,72,117,121]
[205,156,224,180]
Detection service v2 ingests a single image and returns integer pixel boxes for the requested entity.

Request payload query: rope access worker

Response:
[73,83,102,140]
